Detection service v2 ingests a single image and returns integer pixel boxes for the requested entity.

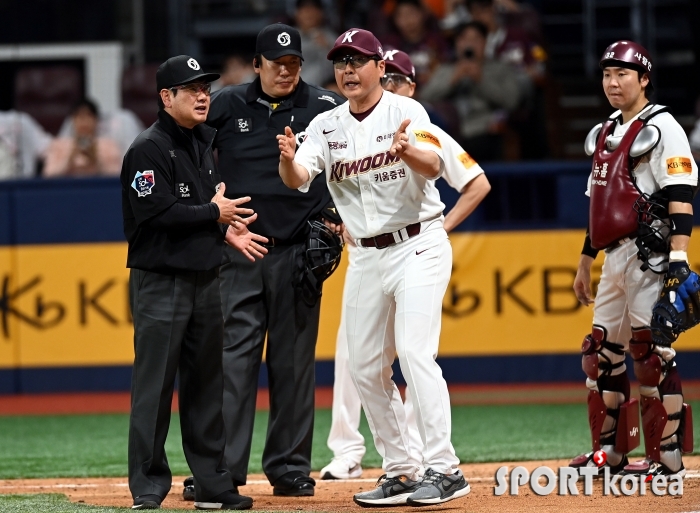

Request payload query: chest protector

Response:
[587,105,667,250]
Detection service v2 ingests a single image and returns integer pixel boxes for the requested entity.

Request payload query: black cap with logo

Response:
[256,23,304,61]
[156,55,220,92]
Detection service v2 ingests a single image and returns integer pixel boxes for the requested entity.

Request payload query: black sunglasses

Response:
[333,55,380,70]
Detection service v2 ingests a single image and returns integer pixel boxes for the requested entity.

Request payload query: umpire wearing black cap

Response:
[190,23,345,498]
[122,55,268,510]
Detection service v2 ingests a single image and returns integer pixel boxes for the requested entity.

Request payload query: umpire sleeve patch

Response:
[234,118,253,133]
[667,157,692,175]
[413,130,441,148]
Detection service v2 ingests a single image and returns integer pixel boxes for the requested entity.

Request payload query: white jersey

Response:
[586,104,698,196]
[433,124,484,192]
[295,90,445,239]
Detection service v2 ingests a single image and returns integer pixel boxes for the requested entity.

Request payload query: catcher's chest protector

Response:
[589,117,647,250]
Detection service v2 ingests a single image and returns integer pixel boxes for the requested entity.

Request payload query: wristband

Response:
[582,233,599,259]
[669,250,688,262]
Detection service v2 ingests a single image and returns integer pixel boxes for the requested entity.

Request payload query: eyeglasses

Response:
[171,82,211,95]
[380,73,413,88]
[333,55,379,70]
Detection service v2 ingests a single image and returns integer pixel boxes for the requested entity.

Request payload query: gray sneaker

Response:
[406,468,470,506]
[353,474,420,507]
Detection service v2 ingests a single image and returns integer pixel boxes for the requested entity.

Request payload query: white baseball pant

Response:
[344,221,460,478]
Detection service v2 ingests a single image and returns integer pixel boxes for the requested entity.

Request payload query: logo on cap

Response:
[187,58,200,70]
[384,50,399,61]
[342,30,359,43]
[277,32,291,46]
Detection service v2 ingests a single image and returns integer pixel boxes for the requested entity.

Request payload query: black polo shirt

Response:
[207,78,344,242]
[121,109,225,272]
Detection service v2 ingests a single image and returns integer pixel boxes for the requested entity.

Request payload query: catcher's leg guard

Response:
[572,325,630,469]
[629,327,685,473]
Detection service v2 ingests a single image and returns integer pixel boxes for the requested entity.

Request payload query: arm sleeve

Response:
[435,125,484,192]
[123,140,178,226]
[148,201,220,229]
[406,99,445,180]
[295,119,328,193]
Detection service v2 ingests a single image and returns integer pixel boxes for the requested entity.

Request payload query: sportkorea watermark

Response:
[494,452,683,497]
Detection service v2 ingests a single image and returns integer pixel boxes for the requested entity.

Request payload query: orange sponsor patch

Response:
[457,152,476,169]
[413,130,441,148]
[666,157,692,175]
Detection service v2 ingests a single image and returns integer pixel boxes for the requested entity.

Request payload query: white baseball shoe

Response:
[320,456,363,480]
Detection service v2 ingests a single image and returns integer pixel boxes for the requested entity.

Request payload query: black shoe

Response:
[194,489,253,510]
[272,471,316,497]
[183,476,195,501]
[132,494,161,510]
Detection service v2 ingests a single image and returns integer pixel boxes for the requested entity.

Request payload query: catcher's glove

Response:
[651,262,700,346]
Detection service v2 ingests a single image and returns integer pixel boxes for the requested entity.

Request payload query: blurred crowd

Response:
[0,0,550,180]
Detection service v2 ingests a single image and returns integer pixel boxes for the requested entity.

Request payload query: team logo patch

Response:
[187,58,200,70]
[132,170,155,197]
[667,157,692,175]
[234,118,252,133]
[328,140,348,150]
[457,152,476,169]
[277,32,291,46]
[413,130,441,148]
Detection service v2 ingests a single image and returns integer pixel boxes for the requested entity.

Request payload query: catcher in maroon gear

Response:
[569,40,697,478]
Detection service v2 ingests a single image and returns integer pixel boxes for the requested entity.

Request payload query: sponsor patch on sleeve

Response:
[131,170,155,197]
[457,152,476,169]
[666,157,692,175]
[413,130,441,148]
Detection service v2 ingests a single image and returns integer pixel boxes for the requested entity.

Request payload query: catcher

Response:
[570,40,698,479]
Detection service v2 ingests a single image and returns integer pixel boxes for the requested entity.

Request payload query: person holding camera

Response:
[421,21,520,161]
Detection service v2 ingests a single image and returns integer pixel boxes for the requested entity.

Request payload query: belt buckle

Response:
[374,235,392,250]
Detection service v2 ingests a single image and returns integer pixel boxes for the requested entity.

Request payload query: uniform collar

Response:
[245,77,310,108]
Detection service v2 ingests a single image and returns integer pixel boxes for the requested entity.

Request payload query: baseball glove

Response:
[650,262,700,346]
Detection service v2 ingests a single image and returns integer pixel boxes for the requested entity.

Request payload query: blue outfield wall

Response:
[2,162,700,394]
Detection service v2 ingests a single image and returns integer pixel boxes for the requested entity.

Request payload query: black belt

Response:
[360,223,421,249]
[260,236,305,248]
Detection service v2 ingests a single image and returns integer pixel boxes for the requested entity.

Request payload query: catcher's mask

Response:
[298,220,343,305]
[634,190,669,273]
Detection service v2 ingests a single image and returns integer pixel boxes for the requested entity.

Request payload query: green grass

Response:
[2,401,699,480]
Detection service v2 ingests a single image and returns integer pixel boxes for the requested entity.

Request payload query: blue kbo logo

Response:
[132,170,155,197]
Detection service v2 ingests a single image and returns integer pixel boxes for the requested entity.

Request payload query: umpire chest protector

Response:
[586,105,666,250]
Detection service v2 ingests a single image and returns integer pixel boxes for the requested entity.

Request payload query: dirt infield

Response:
[3,458,700,512]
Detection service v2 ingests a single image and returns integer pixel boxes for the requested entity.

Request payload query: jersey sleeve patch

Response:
[457,152,477,169]
[132,170,155,197]
[667,157,693,175]
[413,130,441,148]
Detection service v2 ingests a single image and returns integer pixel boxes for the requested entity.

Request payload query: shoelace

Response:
[421,469,446,484]
[375,474,404,487]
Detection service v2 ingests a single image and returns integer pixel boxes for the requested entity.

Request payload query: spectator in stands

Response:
[44,99,122,177]
[59,109,144,159]
[212,55,256,92]
[421,21,520,161]
[467,0,548,159]
[0,110,52,179]
[382,0,450,86]
[294,0,336,87]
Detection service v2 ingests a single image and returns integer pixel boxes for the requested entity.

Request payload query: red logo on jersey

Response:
[330,151,402,183]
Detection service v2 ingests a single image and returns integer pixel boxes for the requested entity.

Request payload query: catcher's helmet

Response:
[600,40,654,95]
[304,220,343,288]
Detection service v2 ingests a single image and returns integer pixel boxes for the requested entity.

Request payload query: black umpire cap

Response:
[256,24,304,61]
[156,55,220,92]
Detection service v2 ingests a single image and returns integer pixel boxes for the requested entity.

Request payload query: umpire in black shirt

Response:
[121,55,267,510]
[202,24,344,497]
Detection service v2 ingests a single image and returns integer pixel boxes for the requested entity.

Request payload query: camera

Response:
[463,48,475,59]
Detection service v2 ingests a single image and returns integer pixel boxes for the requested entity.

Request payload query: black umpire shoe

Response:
[183,476,195,501]
[132,494,161,509]
[272,470,316,496]
[194,489,253,510]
